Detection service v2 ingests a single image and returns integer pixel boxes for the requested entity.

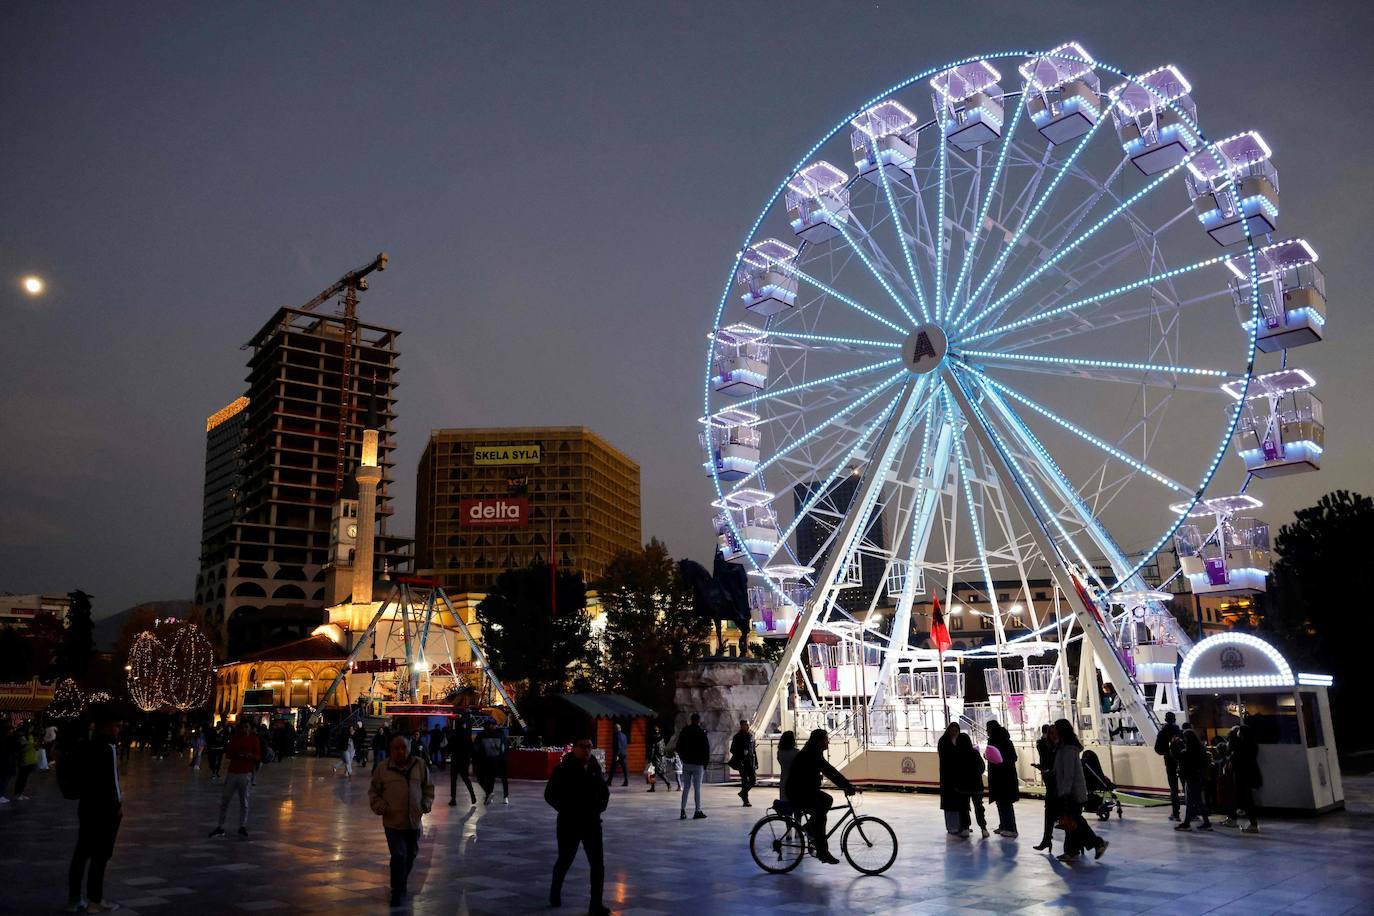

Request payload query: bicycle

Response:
[749,791,898,875]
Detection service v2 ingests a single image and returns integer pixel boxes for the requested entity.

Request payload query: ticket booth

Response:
[1178,633,1342,814]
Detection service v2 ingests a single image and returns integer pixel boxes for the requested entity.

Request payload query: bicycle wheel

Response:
[750,814,807,874]
[841,815,898,875]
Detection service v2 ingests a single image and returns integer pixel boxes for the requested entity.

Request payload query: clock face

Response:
[347,524,358,540]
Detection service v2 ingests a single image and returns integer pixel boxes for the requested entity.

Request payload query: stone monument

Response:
[674,658,774,782]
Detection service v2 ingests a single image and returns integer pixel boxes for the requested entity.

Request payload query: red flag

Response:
[929,592,953,652]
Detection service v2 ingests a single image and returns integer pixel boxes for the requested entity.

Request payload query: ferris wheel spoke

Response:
[959,364,1190,494]
[721,358,903,412]
[760,328,903,352]
[957,348,1239,381]
[960,146,1203,333]
[933,110,951,319]
[943,385,1006,625]
[826,209,920,327]
[953,87,1120,331]
[731,370,907,490]
[773,384,910,551]
[778,260,909,335]
[867,134,932,322]
[967,361,1229,395]
[946,82,1028,324]
[958,252,1230,345]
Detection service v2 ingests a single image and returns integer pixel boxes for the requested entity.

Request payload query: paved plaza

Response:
[3,754,1373,915]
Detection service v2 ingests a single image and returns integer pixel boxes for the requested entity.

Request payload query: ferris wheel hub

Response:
[902,324,947,375]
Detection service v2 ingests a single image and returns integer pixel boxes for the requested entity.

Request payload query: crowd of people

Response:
[6,702,1275,913]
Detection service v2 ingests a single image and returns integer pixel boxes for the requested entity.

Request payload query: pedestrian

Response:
[783,728,858,865]
[955,732,989,838]
[1153,710,1183,821]
[430,724,446,769]
[447,716,477,807]
[66,708,124,913]
[546,735,611,916]
[252,721,270,783]
[1051,719,1108,861]
[728,719,758,807]
[1032,723,1056,851]
[209,720,261,839]
[369,735,435,908]
[985,720,1019,838]
[1174,725,1213,831]
[675,713,710,820]
[0,721,17,805]
[775,730,799,803]
[372,726,390,772]
[189,728,206,770]
[605,722,630,788]
[333,730,356,777]
[1226,724,1262,833]
[12,723,39,800]
[937,722,968,836]
[206,725,226,779]
[475,721,509,805]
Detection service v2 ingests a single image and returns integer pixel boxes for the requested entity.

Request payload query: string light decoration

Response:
[49,678,86,719]
[161,625,213,710]
[127,630,166,712]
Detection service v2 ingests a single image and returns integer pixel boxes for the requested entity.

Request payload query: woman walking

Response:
[775,731,798,803]
[985,720,1020,838]
[955,732,989,838]
[1051,719,1108,862]
[1033,724,1056,851]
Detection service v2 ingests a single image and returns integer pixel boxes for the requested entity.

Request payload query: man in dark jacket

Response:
[1227,725,1263,833]
[1174,725,1213,831]
[605,723,629,788]
[784,728,857,864]
[728,719,758,807]
[546,736,611,916]
[1153,711,1183,820]
[675,713,710,820]
[67,708,124,913]
[447,716,477,806]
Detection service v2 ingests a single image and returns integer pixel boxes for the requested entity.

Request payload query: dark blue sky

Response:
[3,2,1371,617]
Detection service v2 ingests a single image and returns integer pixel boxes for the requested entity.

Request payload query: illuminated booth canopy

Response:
[1178,633,1342,814]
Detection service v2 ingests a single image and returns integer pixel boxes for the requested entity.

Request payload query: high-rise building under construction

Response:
[195,305,410,656]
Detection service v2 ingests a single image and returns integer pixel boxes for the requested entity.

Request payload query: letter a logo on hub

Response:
[903,324,947,375]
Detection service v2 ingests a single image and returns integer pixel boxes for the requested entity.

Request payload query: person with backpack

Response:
[369,735,435,907]
[65,708,124,913]
[475,722,509,805]
[545,734,611,915]
[1153,710,1183,820]
[209,720,261,838]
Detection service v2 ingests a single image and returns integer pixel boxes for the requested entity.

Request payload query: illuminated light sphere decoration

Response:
[127,630,166,712]
[49,678,86,719]
[161,625,214,711]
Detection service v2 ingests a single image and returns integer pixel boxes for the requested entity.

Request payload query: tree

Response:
[476,563,593,710]
[595,539,711,717]
[57,589,96,680]
[1267,490,1374,749]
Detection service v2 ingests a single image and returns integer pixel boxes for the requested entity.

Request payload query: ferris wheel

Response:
[700,45,1328,742]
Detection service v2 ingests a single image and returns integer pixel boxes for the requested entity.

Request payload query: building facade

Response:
[793,476,888,616]
[0,593,71,630]
[194,306,411,657]
[415,427,641,592]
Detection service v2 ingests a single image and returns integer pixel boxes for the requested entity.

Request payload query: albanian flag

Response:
[929,592,953,652]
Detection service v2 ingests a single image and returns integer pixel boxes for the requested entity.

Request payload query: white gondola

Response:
[1112,65,1198,175]
[1171,495,1270,595]
[930,61,1004,151]
[808,627,884,697]
[785,161,851,245]
[1186,131,1280,246]
[747,565,813,638]
[1020,42,1102,146]
[698,408,761,481]
[850,100,920,185]
[1222,369,1324,477]
[712,488,779,563]
[1227,238,1326,352]
[736,238,798,317]
[710,323,769,397]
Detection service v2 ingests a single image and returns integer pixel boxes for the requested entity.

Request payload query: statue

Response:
[678,554,754,657]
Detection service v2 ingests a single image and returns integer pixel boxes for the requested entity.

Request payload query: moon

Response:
[21,275,45,296]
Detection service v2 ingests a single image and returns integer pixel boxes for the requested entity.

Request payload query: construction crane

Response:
[295,252,389,497]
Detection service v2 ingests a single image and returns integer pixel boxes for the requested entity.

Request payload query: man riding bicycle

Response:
[783,728,858,865]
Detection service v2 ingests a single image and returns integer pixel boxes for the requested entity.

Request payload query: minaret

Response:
[350,388,383,632]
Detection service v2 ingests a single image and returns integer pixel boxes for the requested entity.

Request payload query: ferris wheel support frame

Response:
[946,371,1160,746]
[752,376,927,734]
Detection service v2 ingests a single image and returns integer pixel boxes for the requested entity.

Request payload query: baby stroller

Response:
[1081,749,1123,821]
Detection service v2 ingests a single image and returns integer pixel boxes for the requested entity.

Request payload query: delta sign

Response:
[459,497,529,527]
